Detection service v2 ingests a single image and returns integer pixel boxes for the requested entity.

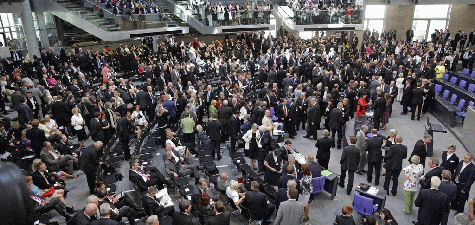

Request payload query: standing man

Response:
[339,136,360,195]
[274,188,305,225]
[80,141,103,194]
[452,153,475,213]
[366,129,384,186]
[414,177,449,225]
[305,98,320,140]
[441,144,460,176]
[116,112,133,161]
[227,110,241,153]
[329,102,344,149]
[206,114,222,160]
[401,80,412,115]
[372,93,386,130]
[410,82,424,120]
[439,170,457,225]
[356,125,369,175]
[383,136,407,196]
[410,134,432,168]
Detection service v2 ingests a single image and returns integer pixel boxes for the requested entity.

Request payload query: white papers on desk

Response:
[155,188,174,207]
[292,152,307,165]
[367,187,379,196]
[273,122,284,135]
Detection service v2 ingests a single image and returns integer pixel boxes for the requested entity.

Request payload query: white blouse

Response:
[71,114,84,130]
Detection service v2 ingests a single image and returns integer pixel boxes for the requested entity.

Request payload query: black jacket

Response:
[410,87,424,105]
[90,218,119,225]
[452,162,475,192]
[340,145,359,171]
[32,170,55,189]
[227,115,241,137]
[383,144,407,170]
[440,151,459,174]
[335,215,356,225]
[410,140,427,166]
[438,180,457,205]
[328,107,344,130]
[206,119,222,141]
[80,144,101,174]
[414,189,449,225]
[205,212,231,225]
[242,190,269,220]
[315,137,333,161]
[366,136,384,163]
[67,209,96,225]
[372,97,386,118]
[173,211,193,225]
[89,118,104,142]
[421,166,445,189]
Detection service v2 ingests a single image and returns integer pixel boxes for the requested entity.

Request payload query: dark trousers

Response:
[411,103,422,120]
[373,116,381,130]
[297,112,306,130]
[258,148,268,172]
[422,98,433,114]
[37,198,68,218]
[230,135,237,153]
[340,169,355,193]
[367,161,382,185]
[287,120,296,137]
[112,206,137,225]
[120,139,130,160]
[307,123,318,139]
[455,183,469,213]
[402,103,409,114]
[146,167,168,189]
[383,169,401,194]
[317,157,330,170]
[85,170,97,194]
[211,139,221,159]
[331,128,342,148]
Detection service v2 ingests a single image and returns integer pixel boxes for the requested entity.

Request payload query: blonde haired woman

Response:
[71,107,86,149]
[403,155,424,214]
[209,99,217,118]
[226,180,244,206]
[242,123,260,170]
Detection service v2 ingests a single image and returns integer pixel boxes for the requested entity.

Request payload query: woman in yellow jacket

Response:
[435,61,446,79]
[208,99,217,119]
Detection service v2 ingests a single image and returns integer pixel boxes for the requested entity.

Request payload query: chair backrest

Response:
[469,101,474,107]
[472,71,475,78]
[459,80,467,89]
[450,94,458,105]
[457,99,466,110]
[443,73,450,81]
[353,193,374,216]
[442,90,450,99]
[450,76,458,85]
[469,84,475,93]
[435,84,442,95]
[463,68,470,75]
[311,176,326,194]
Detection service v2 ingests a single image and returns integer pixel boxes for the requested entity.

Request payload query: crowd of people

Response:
[0,26,475,225]
[99,0,162,15]
[288,0,363,25]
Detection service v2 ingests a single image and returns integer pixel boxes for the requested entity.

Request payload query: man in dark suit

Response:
[116,113,133,160]
[32,161,59,190]
[339,136,360,195]
[372,93,386,130]
[452,153,475,213]
[420,158,445,189]
[414,176,449,225]
[80,141,103,194]
[227,111,241,153]
[441,144,459,175]
[329,102,344,149]
[241,181,275,224]
[26,119,47,157]
[366,129,384,186]
[90,203,119,225]
[206,114,222,160]
[205,201,230,225]
[410,82,424,120]
[67,203,97,225]
[305,98,320,140]
[279,165,297,189]
[410,134,432,168]
[89,112,104,143]
[276,99,291,137]
[439,170,457,225]
[383,136,407,196]
[173,199,194,225]
[142,186,174,219]
[401,80,412,115]
[315,129,333,169]
[217,100,233,142]
[18,97,34,126]
[129,161,168,192]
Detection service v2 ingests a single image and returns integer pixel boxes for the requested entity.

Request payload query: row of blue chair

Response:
[462,68,475,78]
[442,73,475,92]
[435,83,474,119]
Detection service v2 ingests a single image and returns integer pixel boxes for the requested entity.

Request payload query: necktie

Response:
[284,105,287,117]
[137,171,150,181]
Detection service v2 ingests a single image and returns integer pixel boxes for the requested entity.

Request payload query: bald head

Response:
[146,215,159,225]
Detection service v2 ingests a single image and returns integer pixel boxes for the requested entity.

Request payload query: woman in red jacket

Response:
[356,94,369,118]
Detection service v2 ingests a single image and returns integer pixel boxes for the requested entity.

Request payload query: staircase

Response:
[55,0,121,31]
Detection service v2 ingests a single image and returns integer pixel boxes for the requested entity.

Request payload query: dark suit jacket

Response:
[328,108,344,130]
[410,140,427,166]
[26,127,46,152]
[227,115,240,137]
[129,169,150,192]
[315,137,333,161]
[205,212,231,225]
[242,190,268,220]
[372,97,386,118]
[142,195,165,216]
[438,180,457,204]
[414,189,449,225]
[90,218,119,225]
[383,144,407,170]
[116,117,133,141]
[308,162,322,178]
[279,173,296,189]
[80,145,101,174]
[340,145,360,171]
[32,170,55,189]
[206,120,221,141]
[89,118,104,142]
[307,103,321,125]
[421,166,444,189]
[410,87,424,105]
[335,215,356,225]
[366,136,384,163]
[67,209,96,225]
[172,211,193,225]
[453,162,475,192]
[441,151,459,174]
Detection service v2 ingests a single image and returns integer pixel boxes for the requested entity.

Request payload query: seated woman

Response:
[131,105,148,127]
[226,180,244,206]
[198,193,216,223]
[26,175,73,213]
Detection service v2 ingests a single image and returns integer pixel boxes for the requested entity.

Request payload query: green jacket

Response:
[180,117,195,134]
[209,105,217,118]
